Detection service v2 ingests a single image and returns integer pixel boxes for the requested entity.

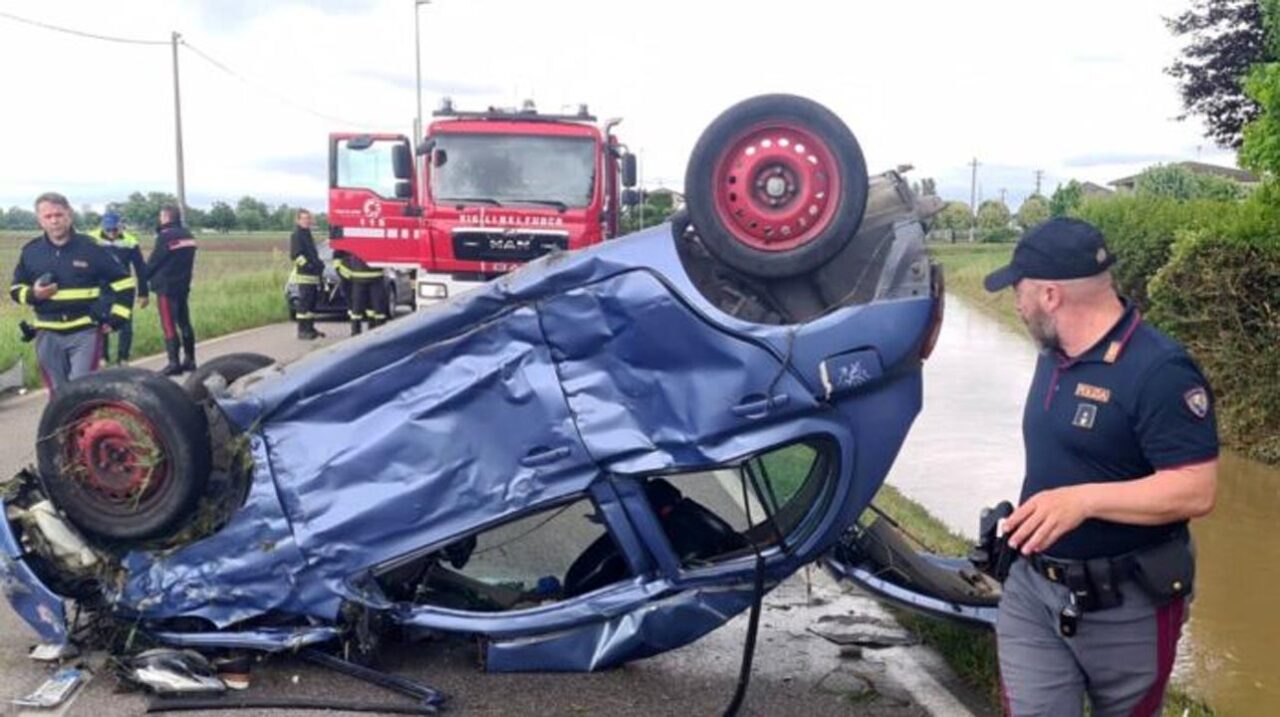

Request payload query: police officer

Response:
[333,250,387,336]
[147,205,198,376]
[9,192,135,391]
[289,209,326,340]
[86,210,149,364]
[983,218,1218,717]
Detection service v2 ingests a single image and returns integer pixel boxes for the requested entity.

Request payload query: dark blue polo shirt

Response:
[1021,301,1219,559]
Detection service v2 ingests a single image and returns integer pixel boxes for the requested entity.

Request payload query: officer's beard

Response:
[1022,306,1062,354]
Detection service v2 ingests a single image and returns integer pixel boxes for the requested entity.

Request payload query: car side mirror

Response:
[621,154,637,188]
[395,181,413,200]
[393,143,413,180]
[621,188,640,207]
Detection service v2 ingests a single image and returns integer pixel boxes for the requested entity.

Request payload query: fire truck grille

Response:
[452,231,569,262]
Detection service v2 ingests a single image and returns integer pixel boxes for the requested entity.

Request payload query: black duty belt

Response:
[1027,538,1194,637]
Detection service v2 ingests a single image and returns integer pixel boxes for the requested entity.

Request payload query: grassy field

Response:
[2,231,292,385]
[913,242,1215,716]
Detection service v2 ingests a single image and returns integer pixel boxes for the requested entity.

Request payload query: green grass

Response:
[928,243,1022,332]
[2,231,291,384]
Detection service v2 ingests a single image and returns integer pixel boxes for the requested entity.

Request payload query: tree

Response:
[1016,195,1051,229]
[1134,164,1246,199]
[235,196,269,232]
[184,206,208,230]
[76,204,102,231]
[270,203,296,231]
[1241,0,1280,174]
[1049,180,1084,217]
[2,206,37,230]
[976,199,1011,231]
[930,201,972,241]
[1166,0,1272,149]
[207,202,237,233]
[119,191,178,229]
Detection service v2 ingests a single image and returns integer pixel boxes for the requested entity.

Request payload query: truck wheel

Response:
[685,94,868,278]
[36,368,211,544]
[184,353,275,404]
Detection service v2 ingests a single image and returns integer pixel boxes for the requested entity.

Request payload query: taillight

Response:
[919,264,944,360]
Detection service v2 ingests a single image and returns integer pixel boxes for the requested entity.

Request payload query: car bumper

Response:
[0,498,70,645]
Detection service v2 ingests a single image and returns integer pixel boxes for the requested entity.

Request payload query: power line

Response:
[180,39,379,129]
[0,10,167,46]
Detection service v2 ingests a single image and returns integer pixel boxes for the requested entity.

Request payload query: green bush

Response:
[1072,195,1237,309]
[1148,190,1280,464]
[979,226,1019,243]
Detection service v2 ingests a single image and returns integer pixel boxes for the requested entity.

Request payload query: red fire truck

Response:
[327,100,637,307]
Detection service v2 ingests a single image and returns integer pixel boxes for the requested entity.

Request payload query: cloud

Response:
[1063,152,1182,168]
[351,69,501,97]
[189,0,377,33]
[254,154,328,177]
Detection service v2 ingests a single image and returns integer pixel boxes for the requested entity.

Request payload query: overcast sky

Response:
[0,0,1241,212]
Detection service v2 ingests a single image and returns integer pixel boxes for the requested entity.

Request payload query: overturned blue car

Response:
[2,95,966,681]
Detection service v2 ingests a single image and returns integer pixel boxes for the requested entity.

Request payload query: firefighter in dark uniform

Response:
[85,210,149,364]
[289,208,326,340]
[147,205,198,376]
[983,218,1218,717]
[9,192,135,391]
[333,249,387,336]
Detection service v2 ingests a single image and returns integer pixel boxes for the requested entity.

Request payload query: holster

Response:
[1129,538,1194,606]
[969,500,1016,582]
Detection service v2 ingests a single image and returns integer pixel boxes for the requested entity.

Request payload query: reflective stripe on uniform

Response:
[10,284,31,304]
[365,310,387,319]
[111,304,132,320]
[50,287,101,301]
[289,270,321,285]
[33,316,95,331]
[110,276,137,292]
[294,255,309,267]
[295,312,316,320]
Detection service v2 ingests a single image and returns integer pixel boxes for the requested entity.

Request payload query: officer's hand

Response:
[1004,486,1093,556]
[33,282,59,301]
[139,296,150,309]
[100,324,113,335]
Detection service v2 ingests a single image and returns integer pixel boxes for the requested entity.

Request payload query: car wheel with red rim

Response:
[685,94,868,279]
[37,368,211,544]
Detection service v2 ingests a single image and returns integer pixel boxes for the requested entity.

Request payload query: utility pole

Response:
[968,157,979,242]
[171,31,187,219]
[999,187,1007,205]
[1034,169,1044,196]
[414,1,430,149]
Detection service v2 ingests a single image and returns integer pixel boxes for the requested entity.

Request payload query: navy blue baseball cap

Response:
[983,217,1116,292]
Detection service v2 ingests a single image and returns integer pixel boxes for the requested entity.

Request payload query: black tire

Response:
[183,352,275,404]
[36,368,211,544]
[685,94,869,278]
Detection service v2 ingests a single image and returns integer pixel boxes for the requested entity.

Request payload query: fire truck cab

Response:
[328,100,637,307]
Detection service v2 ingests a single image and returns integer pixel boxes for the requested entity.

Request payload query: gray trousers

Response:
[997,559,1187,717]
[35,328,103,392]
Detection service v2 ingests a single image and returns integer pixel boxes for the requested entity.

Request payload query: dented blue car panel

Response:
[0,498,69,645]
[4,221,938,671]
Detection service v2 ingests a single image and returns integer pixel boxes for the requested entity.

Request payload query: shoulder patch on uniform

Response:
[1074,382,1111,403]
[1103,341,1122,364]
[1184,387,1210,419]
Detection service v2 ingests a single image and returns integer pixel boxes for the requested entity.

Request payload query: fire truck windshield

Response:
[431,133,597,209]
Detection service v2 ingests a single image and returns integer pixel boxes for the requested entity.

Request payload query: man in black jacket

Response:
[289,209,326,340]
[85,210,149,364]
[147,205,198,376]
[9,192,135,391]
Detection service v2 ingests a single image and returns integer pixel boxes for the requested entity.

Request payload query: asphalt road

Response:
[0,320,990,716]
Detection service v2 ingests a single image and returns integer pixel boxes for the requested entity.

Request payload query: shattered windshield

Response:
[430,133,597,208]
